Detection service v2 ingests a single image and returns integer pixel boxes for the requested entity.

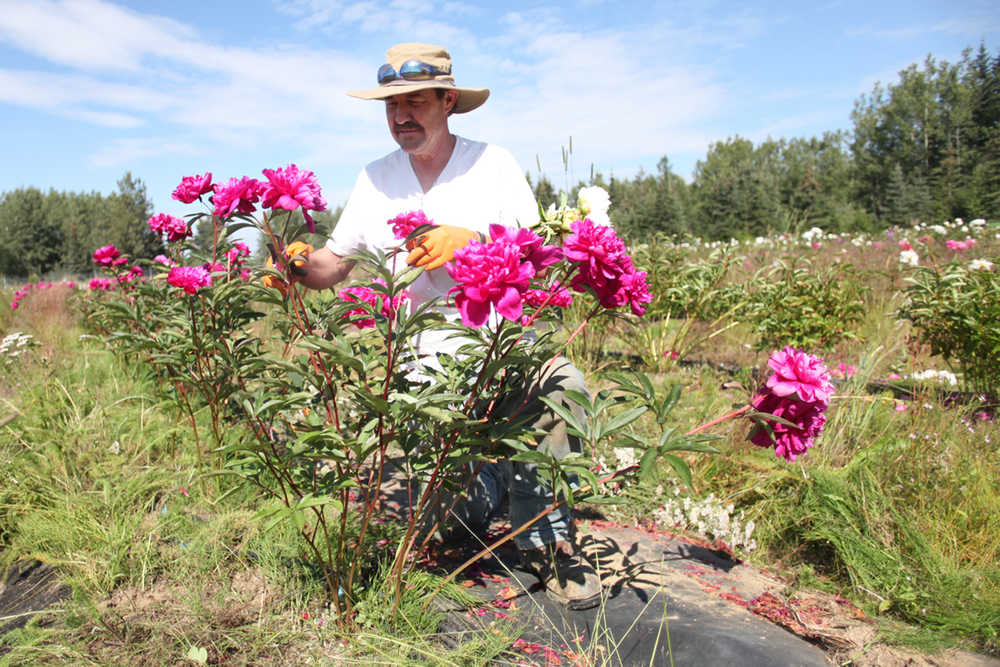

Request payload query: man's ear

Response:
[445,89,460,113]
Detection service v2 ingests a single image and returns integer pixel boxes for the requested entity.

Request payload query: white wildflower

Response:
[899,249,920,266]
[612,447,639,470]
[968,259,994,271]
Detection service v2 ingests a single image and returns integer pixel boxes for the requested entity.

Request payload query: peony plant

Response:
[80,166,828,629]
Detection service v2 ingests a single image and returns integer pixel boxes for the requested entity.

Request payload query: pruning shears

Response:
[267,240,310,277]
[402,223,439,250]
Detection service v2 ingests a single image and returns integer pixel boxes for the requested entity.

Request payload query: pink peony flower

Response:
[750,390,828,461]
[212,176,263,218]
[564,218,632,286]
[9,301,18,310]
[147,213,191,242]
[524,285,573,308]
[154,254,176,267]
[765,346,834,405]
[447,238,535,328]
[388,210,433,240]
[225,242,251,265]
[338,279,409,329]
[749,347,834,461]
[488,224,563,273]
[166,266,212,294]
[834,363,857,379]
[171,172,214,204]
[93,244,128,267]
[117,265,144,285]
[562,218,649,314]
[260,164,327,233]
[898,240,912,251]
[620,270,652,316]
[88,277,114,291]
[946,238,976,251]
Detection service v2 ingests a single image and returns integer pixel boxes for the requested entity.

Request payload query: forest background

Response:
[1,45,997,279]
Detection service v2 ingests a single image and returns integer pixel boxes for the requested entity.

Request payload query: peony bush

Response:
[77,168,830,626]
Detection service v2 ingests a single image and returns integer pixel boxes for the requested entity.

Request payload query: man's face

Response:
[385,89,457,157]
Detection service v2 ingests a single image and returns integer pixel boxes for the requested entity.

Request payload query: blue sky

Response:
[1,0,997,219]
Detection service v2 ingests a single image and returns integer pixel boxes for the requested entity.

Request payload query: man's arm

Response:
[295,246,355,290]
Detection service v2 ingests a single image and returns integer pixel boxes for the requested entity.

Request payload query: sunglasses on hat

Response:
[377,59,451,84]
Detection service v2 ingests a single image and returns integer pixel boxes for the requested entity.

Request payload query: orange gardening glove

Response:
[405,225,479,270]
[262,241,313,293]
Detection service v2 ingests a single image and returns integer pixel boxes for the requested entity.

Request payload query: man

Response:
[289,42,601,610]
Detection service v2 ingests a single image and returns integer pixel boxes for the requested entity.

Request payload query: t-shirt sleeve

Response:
[326,167,376,257]
[491,146,540,229]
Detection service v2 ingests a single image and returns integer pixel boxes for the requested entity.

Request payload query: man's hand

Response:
[263,241,313,293]
[405,225,479,270]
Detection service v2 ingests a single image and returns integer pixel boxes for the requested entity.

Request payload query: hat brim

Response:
[347,80,489,114]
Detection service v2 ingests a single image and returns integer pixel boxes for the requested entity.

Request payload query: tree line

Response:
[531,43,999,241]
[2,44,997,278]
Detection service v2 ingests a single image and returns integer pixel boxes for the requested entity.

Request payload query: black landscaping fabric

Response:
[430,519,830,666]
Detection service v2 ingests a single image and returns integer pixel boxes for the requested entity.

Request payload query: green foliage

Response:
[0,173,162,277]
[785,459,999,649]
[692,136,784,239]
[0,188,63,277]
[851,45,1000,225]
[630,245,746,366]
[76,190,681,631]
[897,257,1000,393]
[746,257,869,352]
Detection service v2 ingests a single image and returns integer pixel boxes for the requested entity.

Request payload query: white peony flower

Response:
[802,227,824,241]
[577,186,612,227]
[969,259,994,271]
[899,250,920,266]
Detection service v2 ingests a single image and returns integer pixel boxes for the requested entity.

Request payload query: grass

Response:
[1,290,528,665]
[577,311,1000,656]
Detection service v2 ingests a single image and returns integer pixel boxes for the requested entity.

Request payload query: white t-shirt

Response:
[327,136,540,369]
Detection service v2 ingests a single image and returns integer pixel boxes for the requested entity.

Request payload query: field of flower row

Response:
[1,172,997,661]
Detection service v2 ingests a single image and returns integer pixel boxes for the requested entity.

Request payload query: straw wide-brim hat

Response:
[347,43,489,114]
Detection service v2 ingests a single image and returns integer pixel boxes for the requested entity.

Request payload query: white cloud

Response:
[67,109,144,128]
[0,0,194,71]
[0,68,175,110]
[88,137,199,167]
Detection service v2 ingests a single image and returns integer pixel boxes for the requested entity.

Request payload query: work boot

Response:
[519,541,602,610]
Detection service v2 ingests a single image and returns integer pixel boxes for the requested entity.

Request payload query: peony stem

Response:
[685,404,752,436]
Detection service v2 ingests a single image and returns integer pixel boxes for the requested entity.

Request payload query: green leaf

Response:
[509,450,553,464]
[638,448,659,481]
[603,405,647,433]
[661,453,692,488]
[538,396,588,439]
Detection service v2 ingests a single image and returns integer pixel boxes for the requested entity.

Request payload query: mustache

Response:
[394,122,422,132]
